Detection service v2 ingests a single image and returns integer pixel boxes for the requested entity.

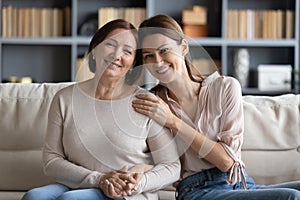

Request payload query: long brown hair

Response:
[138,14,203,83]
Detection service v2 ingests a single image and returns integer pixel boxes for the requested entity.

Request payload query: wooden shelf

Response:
[0,0,298,94]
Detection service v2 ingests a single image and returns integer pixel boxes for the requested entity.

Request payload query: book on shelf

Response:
[24,8,31,37]
[31,8,41,37]
[182,6,208,38]
[226,9,294,39]
[1,5,71,38]
[11,6,17,37]
[98,7,146,28]
[41,8,52,37]
[52,8,64,37]
[17,8,24,37]
[5,5,13,37]
[64,7,71,36]
[2,6,7,37]
[286,10,295,38]
[182,6,207,25]
[253,10,262,38]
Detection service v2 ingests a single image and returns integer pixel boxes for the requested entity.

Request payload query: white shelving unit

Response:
[0,0,299,94]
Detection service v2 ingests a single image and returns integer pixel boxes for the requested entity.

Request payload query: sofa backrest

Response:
[0,82,299,190]
[242,94,300,185]
[0,83,73,191]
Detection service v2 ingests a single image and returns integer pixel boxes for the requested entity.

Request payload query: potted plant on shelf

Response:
[292,69,300,93]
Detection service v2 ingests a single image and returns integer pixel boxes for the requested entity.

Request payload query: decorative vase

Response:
[233,48,250,88]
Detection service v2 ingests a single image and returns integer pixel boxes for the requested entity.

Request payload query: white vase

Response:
[233,48,250,88]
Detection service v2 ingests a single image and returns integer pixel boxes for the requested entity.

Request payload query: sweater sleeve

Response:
[133,120,181,194]
[43,90,103,189]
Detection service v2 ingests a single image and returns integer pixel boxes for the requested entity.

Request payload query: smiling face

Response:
[93,28,137,81]
[141,33,187,84]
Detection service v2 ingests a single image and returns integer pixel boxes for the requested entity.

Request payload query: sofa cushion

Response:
[242,94,300,185]
[0,83,73,190]
[242,149,300,185]
[242,94,300,150]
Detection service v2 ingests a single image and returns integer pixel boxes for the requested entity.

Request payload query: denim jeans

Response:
[176,167,300,200]
[21,183,125,200]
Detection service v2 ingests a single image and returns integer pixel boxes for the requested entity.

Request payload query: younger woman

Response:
[132,14,300,200]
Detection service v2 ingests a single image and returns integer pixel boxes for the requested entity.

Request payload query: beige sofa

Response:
[0,83,299,200]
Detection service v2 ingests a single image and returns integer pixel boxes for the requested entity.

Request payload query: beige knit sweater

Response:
[43,84,180,200]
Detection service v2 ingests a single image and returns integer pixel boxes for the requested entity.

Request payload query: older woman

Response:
[21,19,180,200]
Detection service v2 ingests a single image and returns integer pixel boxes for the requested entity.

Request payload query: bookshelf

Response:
[0,0,299,94]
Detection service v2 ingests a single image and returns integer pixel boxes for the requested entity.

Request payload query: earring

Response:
[92,54,95,60]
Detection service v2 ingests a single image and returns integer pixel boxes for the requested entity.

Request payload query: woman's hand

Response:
[126,163,153,191]
[99,178,124,199]
[99,169,137,198]
[132,93,177,130]
[99,164,153,198]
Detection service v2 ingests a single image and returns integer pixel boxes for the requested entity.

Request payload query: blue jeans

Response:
[21,183,125,200]
[176,167,300,200]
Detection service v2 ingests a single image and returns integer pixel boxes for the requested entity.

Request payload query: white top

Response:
[43,84,180,200]
[154,72,245,186]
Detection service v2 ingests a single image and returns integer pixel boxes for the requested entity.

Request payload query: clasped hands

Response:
[99,164,153,199]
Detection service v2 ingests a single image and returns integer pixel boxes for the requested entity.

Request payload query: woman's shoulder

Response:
[55,83,76,97]
[51,83,77,104]
[207,72,241,91]
[219,75,240,89]
[203,73,242,99]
